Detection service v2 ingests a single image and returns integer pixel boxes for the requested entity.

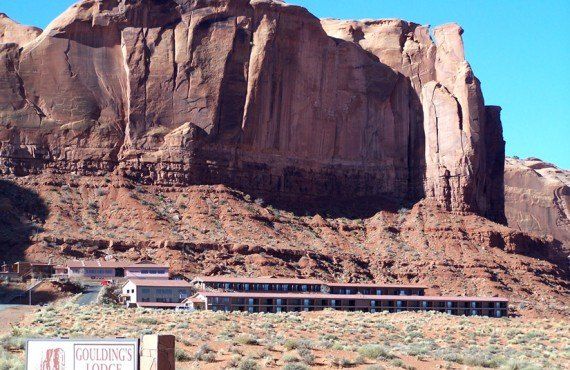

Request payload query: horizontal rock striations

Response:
[0,0,504,221]
[505,157,569,250]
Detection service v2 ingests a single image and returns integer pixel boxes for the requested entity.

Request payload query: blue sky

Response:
[2,0,569,168]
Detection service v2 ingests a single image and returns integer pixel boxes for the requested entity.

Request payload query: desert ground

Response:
[0,296,568,370]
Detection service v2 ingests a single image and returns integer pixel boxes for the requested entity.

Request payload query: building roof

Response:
[192,276,325,285]
[14,261,53,266]
[126,279,192,288]
[326,282,428,289]
[184,297,206,303]
[66,260,168,269]
[192,276,427,289]
[196,291,508,302]
[136,302,181,308]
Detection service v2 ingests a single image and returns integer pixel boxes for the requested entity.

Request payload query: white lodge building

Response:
[65,260,169,280]
[122,279,193,308]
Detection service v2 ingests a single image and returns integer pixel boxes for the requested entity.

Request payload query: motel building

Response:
[65,260,169,280]
[121,279,194,309]
[191,276,427,296]
[182,291,508,317]
[177,276,508,317]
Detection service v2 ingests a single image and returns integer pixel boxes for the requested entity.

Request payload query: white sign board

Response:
[26,339,138,370]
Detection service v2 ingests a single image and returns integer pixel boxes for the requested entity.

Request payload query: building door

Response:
[116,268,125,277]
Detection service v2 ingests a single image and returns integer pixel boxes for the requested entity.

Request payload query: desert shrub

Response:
[174,348,191,362]
[284,338,312,351]
[194,344,215,362]
[282,354,300,363]
[135,317,160,325]
[463,354,504,368]
[238,357,260,370]
[283,364,309,370]
[358,344,395,360]
[501,360,541,370]
[297,347,315,364]
[365,366,386,370]
[0,336,26,351]
[329,357,353,368]
[236,334,259,345]
[0,349,24,370]
[442,352,464,364]
[390,359,405,367]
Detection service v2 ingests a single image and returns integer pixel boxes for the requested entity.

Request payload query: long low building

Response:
[64,260,169,280]
[191,276,427,296]
[183,291,508,317]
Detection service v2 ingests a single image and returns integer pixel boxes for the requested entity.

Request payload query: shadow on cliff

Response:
[0,180,49,263]
[240,191,417,219]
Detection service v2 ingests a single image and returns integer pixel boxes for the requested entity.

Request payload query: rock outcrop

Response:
[505,157,569,250]
[0,13,42,46]
[0,0,504,221]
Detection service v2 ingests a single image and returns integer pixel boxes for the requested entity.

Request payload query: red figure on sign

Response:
[40,348,65,370]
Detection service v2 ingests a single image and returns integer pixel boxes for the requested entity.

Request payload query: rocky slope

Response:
[1,173,568,317]
[505,157,569,251]
[0,0,504,221]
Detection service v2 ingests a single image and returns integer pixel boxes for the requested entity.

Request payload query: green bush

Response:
[0,348,24,370]
[283,364,309,370]
[193,344,217,362]
[358,344,395,360]
[297,347,315,364]
[238,357,260,370]
[0,336,26,351]
[501,360,541,370]
[236,334,259,345]
[174,348,192,362]
[464,354,504,368]
[284,338,312,351]
[135,317,160,325]
[282,354,301,363]
[329,357,353,368]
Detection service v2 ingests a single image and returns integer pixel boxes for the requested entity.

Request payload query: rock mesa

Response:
[0,0,504,222]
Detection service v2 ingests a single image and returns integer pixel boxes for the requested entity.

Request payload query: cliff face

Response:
[505,157,570,250]
[0,0,504,221]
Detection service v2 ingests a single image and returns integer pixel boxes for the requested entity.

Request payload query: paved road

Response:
[76,284,102,306]
[0,304,26,312]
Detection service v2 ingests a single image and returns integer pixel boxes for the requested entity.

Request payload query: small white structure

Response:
[122,279,193,308]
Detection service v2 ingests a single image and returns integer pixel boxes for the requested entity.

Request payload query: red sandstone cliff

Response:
[0,0,505,222]
[505,157,569,251]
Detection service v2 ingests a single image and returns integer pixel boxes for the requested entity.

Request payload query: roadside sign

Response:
[26,338,138,370]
